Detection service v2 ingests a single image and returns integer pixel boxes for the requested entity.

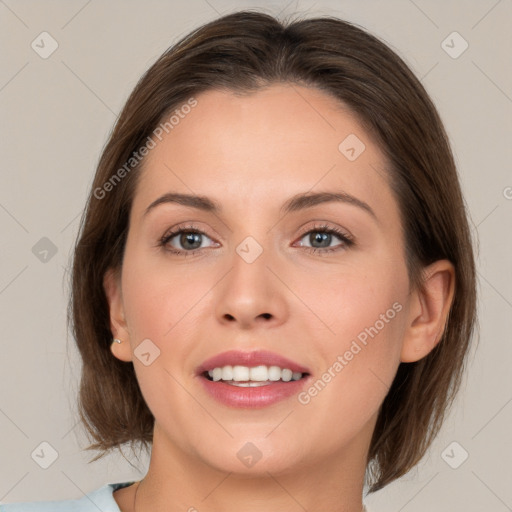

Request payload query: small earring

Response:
[113,338,122,344]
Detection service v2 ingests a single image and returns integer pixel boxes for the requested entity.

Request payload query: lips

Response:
[195,349,312,408]
[196,349,311,375]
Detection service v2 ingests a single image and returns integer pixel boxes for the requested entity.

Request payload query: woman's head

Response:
[69,11,476,493]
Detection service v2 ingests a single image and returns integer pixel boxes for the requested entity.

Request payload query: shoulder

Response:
[0,482,135,512]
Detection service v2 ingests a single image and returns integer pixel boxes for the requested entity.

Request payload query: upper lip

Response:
[196,350,311,375]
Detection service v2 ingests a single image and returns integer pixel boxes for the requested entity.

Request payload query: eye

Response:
[158,224,218,256]
[295,224,354,254]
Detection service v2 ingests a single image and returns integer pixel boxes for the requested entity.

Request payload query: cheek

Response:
[120,244,208,339]
[294,262,407,414]
[119,247,205,431]
[296,255,407,347]
[296,305,405,447]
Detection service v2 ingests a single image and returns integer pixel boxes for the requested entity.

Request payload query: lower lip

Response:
[198,375,311,408]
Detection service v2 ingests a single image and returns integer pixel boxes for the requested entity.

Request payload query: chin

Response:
[195,437,308,477]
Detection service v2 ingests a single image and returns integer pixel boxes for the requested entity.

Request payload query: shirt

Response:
[0,482,135,511]
[0,483,369,511]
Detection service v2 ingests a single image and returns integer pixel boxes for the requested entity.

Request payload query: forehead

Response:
[131,84,397,224]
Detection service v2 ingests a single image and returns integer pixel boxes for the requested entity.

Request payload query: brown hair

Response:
[68,10,477,493]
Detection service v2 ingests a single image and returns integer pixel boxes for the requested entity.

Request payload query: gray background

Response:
[0,1,511,510]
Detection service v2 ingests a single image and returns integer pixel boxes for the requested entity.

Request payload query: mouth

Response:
[196,350,312,408]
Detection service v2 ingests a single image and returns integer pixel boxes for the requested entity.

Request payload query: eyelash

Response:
[157,223,355,257]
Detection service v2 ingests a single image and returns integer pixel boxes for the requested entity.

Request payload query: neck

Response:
[132,422,371,512]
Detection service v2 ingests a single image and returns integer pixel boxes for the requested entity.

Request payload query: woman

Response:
[1,9,476,512]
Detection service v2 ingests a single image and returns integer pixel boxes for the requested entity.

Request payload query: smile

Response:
[205,364,305,385]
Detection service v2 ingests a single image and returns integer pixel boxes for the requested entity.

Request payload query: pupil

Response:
[311,232,330,248]
[181,232,202,250]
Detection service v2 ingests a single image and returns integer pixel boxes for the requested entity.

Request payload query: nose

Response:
[214,244,288,330]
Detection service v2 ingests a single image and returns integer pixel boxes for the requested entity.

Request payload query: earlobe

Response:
[103,267,133,362]
[400,260,455,363]
[109,337,132,362]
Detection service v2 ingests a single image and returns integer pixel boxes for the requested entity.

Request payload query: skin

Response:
[104,84,455,512]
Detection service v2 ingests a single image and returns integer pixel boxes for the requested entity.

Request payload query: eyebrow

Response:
[143,191,377,221]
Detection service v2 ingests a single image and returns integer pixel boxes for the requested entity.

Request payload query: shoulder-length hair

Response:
[68,10,477,493]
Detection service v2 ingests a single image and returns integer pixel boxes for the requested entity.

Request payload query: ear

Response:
[401,260,455,362]
[103,267,133,362]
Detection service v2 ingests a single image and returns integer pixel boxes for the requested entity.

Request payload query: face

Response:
[106,84,415,476]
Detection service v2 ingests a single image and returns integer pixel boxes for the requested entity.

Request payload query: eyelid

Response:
[161,222,217,241]
[295,222,354,242]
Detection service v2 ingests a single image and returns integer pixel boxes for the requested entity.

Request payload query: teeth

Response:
[207,365,304,383]
[233,365,249,381]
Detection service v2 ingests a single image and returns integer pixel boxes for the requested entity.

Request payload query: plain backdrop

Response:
[0,1,511,511]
